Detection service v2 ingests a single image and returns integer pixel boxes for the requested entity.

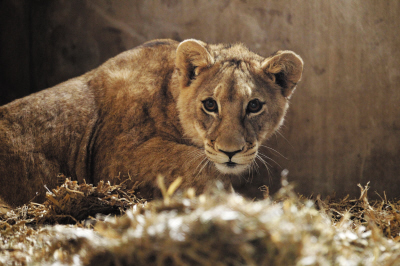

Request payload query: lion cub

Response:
[0,39,303,207]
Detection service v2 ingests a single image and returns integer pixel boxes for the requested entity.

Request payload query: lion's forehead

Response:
[212,67,258,103]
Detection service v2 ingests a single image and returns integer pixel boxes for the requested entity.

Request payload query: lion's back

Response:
[90,39,179,104]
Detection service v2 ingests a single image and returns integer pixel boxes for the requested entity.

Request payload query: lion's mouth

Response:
[225,161,237,168]
[214,161,249,175]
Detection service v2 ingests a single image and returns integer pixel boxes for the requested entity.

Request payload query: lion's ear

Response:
[176,39,214,87]
[262,51,303,98]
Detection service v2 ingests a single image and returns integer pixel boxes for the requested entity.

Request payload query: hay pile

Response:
[1,173,400,265]
[1,176,145,225]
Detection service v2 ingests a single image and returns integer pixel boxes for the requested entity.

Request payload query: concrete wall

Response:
[1,0,399,198]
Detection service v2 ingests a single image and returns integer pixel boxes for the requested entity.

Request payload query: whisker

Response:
[240,164,249,183]
[186,149,204,157]
[247,161,252,179]
[252,159,260,175]
[185,151,200,161]
[186,153,203,164]
[273,132,279,142]
[256,154,273,169]
[247,160,258,183]
[194,156,208,174]
[258,152,283,169]
[190,151,205,160]
[196,159,210,177]
[237,168,245,182]
[256,155,272,183]
[259,145,288,160]
[275,130,294,149]
[250,163,255,183]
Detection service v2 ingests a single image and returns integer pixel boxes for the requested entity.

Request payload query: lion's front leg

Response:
[92,136,231,199]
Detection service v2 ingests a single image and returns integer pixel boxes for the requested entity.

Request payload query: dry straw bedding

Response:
[1,173,400,265]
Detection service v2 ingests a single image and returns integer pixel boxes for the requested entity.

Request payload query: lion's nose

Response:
[219,149,243,160]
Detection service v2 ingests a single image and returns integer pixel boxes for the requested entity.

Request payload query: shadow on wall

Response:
[1,0,399,198]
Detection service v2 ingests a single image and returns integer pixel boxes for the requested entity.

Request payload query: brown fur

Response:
[0,39,303,207]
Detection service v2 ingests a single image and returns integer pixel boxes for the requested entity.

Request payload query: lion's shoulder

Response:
[90,39,178,105]
[107,39,178,66]
[139,39,179,49]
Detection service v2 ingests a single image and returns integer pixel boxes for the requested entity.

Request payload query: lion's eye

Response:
[247,99,263,113]
[202,98,218,112]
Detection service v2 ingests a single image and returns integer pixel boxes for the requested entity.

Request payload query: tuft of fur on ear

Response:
[176,39,214,87]
[262,51,304,98]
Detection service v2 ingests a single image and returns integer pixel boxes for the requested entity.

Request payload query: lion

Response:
[0,39,303,207]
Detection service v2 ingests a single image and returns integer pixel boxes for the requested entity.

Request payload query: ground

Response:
[1,175,400,265]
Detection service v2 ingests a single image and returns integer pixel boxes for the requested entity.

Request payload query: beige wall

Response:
[2,0,399,198]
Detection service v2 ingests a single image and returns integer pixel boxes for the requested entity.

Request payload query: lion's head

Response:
[175,39,303,175]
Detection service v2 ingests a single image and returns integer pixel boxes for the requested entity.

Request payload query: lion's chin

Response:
[214,162,249,175]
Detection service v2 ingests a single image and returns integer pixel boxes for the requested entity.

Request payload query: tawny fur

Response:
[0,39,303,207]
